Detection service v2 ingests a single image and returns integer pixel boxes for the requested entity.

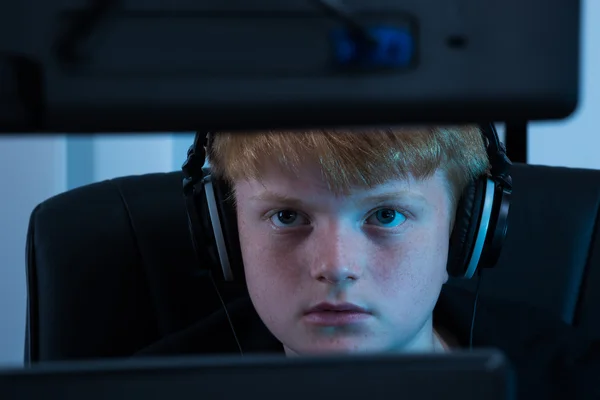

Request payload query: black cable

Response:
[54,0,119,66]
[469,268,484,351]
[311,0,377,47]
[209,273,244,356]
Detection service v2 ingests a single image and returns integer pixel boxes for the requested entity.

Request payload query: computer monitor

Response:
[0,0,580,131]
[1,349,515,400]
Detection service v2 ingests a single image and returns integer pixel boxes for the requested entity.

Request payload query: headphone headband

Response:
[479,123,513,189]
[183,124,512,282]
[186,125,511,184]
[182,132,210,196]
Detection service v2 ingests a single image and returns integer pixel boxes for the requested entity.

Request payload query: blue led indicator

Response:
[331,26,415,68]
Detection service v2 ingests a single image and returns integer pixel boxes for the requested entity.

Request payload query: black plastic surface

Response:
[0,0,581,132]
[1,350,515,400]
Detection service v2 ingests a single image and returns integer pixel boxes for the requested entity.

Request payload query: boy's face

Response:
[235,161,453,355]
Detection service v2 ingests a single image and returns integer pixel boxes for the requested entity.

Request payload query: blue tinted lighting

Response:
[331,26,415,68]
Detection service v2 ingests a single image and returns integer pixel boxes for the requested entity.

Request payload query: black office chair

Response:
[24,163,600,363]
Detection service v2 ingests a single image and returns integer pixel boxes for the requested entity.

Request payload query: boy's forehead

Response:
[253,157,433,184]
[235,160,448,205]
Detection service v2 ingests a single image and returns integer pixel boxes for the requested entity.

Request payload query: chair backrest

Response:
[448,164,600,334]
[25,172,224,363]
[25,163,600,363]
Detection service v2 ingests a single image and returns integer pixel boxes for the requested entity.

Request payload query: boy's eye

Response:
[270,210,309,227]
[366,208,407,228]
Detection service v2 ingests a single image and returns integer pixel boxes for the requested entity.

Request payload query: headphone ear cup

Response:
[447,177,487,278]
[211,178,245,285]
[184,186,216,277]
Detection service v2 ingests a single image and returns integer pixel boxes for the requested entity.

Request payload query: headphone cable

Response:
[209,273,245,356]
[469,268,484,351]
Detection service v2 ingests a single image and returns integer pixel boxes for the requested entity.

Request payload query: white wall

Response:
[529,0,600,169]
[93,135,175,184]
[0,136,67,366]
[66,134,190,191]
[172,133,197,172]
[0,0,597,366]
[0,133,186,367]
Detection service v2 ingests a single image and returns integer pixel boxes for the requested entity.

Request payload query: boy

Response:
[139,126,598,398]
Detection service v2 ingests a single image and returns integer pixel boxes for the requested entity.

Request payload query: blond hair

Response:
[208,126,490,209]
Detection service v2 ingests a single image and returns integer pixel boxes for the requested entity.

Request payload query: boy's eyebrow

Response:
[359,191,429,206]
[249,190,428,208]
[250,191,307,209]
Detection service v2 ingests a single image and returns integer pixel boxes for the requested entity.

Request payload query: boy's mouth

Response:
[303,302,371,326]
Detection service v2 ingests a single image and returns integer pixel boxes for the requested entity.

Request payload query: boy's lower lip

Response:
[302,311,371,326]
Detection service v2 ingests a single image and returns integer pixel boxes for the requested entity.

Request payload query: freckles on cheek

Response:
[370,235,446,298]
[368,248,412,294]
[244,236,302,292]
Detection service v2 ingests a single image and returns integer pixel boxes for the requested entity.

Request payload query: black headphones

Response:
[182,124,512,286]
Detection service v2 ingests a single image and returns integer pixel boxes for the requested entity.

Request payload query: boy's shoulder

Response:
[135,295,281,356]
[437,285,599,399]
